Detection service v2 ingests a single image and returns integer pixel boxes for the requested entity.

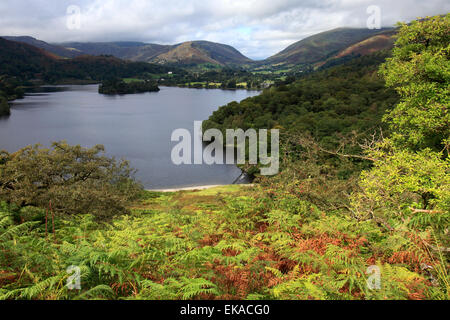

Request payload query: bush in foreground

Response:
[0,141,142,220]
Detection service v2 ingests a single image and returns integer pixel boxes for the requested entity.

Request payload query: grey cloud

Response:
[0,0,448,60]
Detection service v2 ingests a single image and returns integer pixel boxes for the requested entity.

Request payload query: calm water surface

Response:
[0,85,259,188]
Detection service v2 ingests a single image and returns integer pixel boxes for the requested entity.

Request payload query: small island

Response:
[98,78,160,95]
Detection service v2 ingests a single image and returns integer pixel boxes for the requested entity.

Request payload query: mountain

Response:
[333,30,396,59]
[59,40,252,66]
[151,41,252,66]
[2,36,81,58]
[0,37,56,78]
[60,41,172,61]
[62,40,252,66]
[265,27,394,66]
[314,29,396,69]
[3,37,172,61]
[0,37,182,82]
[3,27,394,70]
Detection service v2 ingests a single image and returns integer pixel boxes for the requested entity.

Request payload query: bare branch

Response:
[317,145,375,162]
[409,207,444,214]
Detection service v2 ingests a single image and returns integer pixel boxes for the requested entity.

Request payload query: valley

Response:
[0,11,448,303]
[0,26,398,102]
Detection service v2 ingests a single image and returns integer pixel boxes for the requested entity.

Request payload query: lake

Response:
[0,85,260,189]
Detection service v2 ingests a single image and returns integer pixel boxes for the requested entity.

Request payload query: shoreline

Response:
[147,184,255,193]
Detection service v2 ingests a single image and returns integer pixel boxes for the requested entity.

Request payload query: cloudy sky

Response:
[0,0,448,60]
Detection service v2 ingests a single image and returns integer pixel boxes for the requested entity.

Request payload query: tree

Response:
[353,16,449,252]
[379,14,450,152]
[226,79,237,89]
[0,142,142,220]
[0,97,10,116]
[99,78,159,94]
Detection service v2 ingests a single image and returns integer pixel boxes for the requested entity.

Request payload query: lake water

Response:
[0,85,259,189]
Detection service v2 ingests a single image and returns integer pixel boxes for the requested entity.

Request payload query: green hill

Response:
[204,50,399,152]
[315,29,396,69]
[60,40,252,66]
[60,41,172,61]
[0,37,55,78]
[5,28,394,69]
[151,41,252,66]
[264,27,394,66]
[2,36,80,58]
[0,37,184,83]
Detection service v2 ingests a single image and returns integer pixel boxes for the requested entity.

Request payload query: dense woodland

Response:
[0,97,9,117]
[99,78,160,95]
[204,51,398,144]
[0,15,448,300]
[0,38,185,84]
[170,68,274,89]
[203,50,399,179]
[0,77,24,116]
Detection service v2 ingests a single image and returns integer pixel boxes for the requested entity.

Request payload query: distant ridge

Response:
[0,37,179,81]
[60,40,252,66]
[0,37,56,78]
[314,29,397,69]
[2,36,80,58]
[60,41,172,62]
[151,41,253,66]
[265,27,395,65]
[3,27,396,68]
[2,36,253,66]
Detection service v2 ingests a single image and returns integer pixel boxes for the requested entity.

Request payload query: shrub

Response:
[0,141,142,220]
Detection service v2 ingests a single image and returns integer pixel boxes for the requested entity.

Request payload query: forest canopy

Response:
[99,78,160,95]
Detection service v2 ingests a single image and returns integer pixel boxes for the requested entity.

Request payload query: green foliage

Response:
[353,14,450,228]
[99,78,160,95]
[1,16,448,302]
[267,27,393,65]
[1,185,442,300]
[167,67,271,90]
[0,37,186,84]
[351,15,449,298]
[204,51,398,153]
[0,96,10,117]
[379,14,450,151]
[46,56,181,84]
[353,141,450,223]
[0,76,25,116]
[202,51,399,191]
[0,141,142,220]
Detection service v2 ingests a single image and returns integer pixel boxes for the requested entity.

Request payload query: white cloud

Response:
[0,0,448,60]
